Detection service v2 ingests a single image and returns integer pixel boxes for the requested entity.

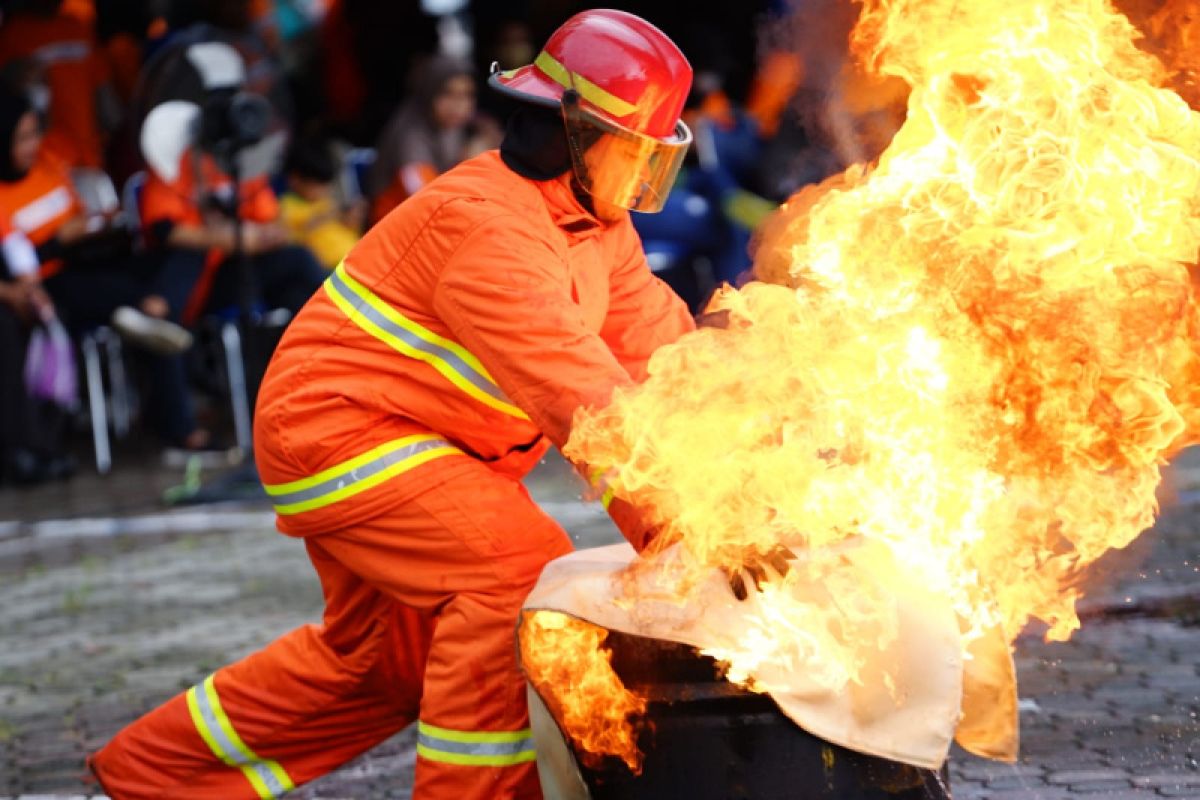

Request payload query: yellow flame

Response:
[566,0,1200,701]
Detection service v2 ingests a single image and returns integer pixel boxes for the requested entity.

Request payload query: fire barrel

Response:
[528,629,952,800]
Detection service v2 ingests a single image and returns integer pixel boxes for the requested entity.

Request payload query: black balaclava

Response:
[501,102,607,218]
[0,89,33,183]
[499,103,572,181]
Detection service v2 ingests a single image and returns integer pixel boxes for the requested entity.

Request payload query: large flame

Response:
[563,0,1200,708]
[518,611,647,773]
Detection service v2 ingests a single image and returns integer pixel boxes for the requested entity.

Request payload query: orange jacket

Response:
[0,150,81,278]
[0,11,109,168]
[255,150,693,541]
[141,151,279,323]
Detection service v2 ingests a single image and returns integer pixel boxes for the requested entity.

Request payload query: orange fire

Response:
[1143,0,1200,107]
[518,611,648,772]
[558,0,1200,742]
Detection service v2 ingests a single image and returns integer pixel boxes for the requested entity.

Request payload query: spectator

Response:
[280,134,362,269]
[139,143,325,449]
[94,0,157,106]
[318,0,438,144]
[0,227,72,485]
[140,148,326,325]
[0,88,190,354]
[472,17,535,121]
[0,0,120,169]
[368,55,500,223]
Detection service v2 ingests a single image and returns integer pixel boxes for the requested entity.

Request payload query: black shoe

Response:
[2,448,51,486]
[43,453,77,481]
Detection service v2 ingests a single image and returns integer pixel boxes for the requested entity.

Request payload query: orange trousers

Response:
[89,459,573,799]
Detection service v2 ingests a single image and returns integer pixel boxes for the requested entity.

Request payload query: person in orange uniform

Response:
[0,0,119,169]
[0,87,186,352]
[90,10,694,799]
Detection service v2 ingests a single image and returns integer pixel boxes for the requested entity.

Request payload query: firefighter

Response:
[89,9,694,799]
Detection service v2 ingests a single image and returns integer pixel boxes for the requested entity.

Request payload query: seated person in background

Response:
[368,55,501,223]
[280,134,363,270]
[0,225,74,485]
[140,144,325,450]
[0,87,189,354]
[0,0,121,169]
[141,147,326,326]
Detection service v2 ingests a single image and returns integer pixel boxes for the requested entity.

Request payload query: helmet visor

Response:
[562,95,692,214]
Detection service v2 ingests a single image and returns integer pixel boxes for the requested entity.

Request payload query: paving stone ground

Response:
[0,448,1198,799]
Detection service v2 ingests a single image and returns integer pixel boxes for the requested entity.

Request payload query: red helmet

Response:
[490,9,694,213]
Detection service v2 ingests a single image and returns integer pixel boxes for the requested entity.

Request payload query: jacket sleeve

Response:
[432,213,661,551]
[598,221,696,381]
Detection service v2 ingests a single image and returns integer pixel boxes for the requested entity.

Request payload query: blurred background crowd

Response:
[0,0,1190,494]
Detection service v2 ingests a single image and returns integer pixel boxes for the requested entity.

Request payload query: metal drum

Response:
[528,629,952,800]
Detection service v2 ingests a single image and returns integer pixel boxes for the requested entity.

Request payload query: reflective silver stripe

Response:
[325,267,514,408]
[417,731,537,758]
[265,436,453,510]
[190,681,291,797]
[415,721,536,766]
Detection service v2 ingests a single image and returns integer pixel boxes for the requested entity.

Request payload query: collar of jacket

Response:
[533,172,609,240]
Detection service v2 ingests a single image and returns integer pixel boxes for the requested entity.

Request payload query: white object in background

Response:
[422,0,467,15]
[185,41,247,90]
[2,230,39,277]
[437,14,473,60]
[140,100,200,183]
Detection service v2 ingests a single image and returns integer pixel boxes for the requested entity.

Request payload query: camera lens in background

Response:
[227,92,270,146]
[200,89,271,150]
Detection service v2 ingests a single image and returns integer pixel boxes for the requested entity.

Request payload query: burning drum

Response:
[525,626,952,800]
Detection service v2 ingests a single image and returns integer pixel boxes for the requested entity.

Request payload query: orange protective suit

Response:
[89,150,694,799]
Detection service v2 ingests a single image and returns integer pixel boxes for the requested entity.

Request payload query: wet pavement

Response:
[0,445,1198,799]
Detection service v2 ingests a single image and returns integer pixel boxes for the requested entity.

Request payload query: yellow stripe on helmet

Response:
[534,50,638,119]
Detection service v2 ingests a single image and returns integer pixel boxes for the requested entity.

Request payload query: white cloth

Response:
[522,540,1018,769]
[2,230,39,277]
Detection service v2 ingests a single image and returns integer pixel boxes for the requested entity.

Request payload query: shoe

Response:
[111,307,194,355]
[1,448,50,486]
[43,453,77,481]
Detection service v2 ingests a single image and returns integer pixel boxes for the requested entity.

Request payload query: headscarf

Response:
[370,55,476,193]
[0,89,34,183]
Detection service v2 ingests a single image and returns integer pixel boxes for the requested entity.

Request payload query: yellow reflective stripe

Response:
[416,721,537,767]
[264,435,459,516]
[601,487,615,509]
[535,50,638,119]
[185,675,295,798]
[185,687,228,764]
[416,743,538,767]
[326,262,528,419]
[419,721,534,743]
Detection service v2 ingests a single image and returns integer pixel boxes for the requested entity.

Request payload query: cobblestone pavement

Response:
[0,450,1198,799]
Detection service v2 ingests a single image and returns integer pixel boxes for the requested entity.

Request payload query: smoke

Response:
[756,0,908,189]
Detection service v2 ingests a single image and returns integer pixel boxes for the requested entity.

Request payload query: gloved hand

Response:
[605,494,668,553]
[722,544,796,601]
